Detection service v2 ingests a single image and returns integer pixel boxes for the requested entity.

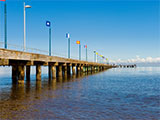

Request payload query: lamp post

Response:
[4,1,7,49]
[96,52,98,63]
[76,41,81,60]
[79,44,81,60]
[84,45,87,61]
[66,33,70,58]
[24,2,31,51]
[46,21,51,56]
[46,21,52,78]
[94,51,96,62]
[0,0,6,48]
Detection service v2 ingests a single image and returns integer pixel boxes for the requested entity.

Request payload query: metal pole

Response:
[79,44,81,60]
[49,27,51,56]
[68,38,70,58]
[0,3,0,44]
[24,2,26,51]
[94,51,96,62]
[96,54,98,63]
[4,2,7,49]
[48,27,51,79]
[86,47,87,61]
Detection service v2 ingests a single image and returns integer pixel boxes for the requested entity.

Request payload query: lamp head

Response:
[46,21,51,27]
[25,5,31,8]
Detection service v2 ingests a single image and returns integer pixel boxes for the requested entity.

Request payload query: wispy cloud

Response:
[110,56,160,66]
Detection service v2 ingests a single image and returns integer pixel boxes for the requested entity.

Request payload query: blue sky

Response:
[0,0,159,62]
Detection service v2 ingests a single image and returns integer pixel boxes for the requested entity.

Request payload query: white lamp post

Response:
[24,2,31,51]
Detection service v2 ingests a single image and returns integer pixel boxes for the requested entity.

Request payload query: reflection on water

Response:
[0,67,160,120]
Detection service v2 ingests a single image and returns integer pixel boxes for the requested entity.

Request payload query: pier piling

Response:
[18,65,25,83]
[51,66,56,79]
[36,65,41,81]
[26,66,30,81]
[72,65,76,75]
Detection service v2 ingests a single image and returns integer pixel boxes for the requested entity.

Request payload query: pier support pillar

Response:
[88,66,91,73]
[91,66,94,73]
[48,66,52,79]
[83,66,86,73]
[26,66,30,81]
[63,66,68,76]
[99,66,101,71]
[83,66,85,73]
[67,65,71,76]
[97,66,100,71]
[36,65,41,81]
[87,66,90,73]
[12,65,18,83]
[18,65,25,84]
[86,66,88,73]
[80,66,84,73]
[72,65,76,75]
[77,65,81,74]
[51,66,56,79]
[100,66,102,71]
[57,65,63,77]
[94,66,97,72]
[102,67,104,71]
[93,66,96,71]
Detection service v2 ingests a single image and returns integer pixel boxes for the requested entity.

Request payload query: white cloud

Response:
[110,56,160,65]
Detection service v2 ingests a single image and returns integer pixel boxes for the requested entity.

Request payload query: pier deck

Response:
[0,48,112,83]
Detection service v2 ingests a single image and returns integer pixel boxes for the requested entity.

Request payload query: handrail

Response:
[0,42,107,64]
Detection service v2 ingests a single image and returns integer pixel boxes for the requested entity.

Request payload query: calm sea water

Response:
[0,67,160,120]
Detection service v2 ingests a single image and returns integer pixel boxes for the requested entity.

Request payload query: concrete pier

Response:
[36,65,41,81]
[48,66,52,79]
[57,65,63,77]
[12,65,18,83]
[0,48,113,83]
[51,66,56,79]
[26,66,30,81]
[88,66,91,73]
[91,66,94,73]
[72,65,76,75]
[80,65,84,73]
[62,65,68,77]
[67,65,71,76]
[18,65,25,83]
[97,66,100,72]
[85,66,88,73]
[76,65,81,74]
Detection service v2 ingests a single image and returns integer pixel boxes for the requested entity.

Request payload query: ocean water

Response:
[0,67,160,120]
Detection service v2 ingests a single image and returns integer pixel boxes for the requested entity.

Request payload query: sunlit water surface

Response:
[0,67,160,120]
